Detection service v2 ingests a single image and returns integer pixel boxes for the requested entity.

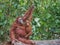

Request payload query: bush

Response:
[0,0,60,41]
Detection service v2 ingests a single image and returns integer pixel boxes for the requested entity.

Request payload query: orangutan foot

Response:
[31,41,35,45]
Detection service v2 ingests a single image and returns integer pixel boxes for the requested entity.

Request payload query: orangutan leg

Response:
[6,41,14,45]
[17,37,34,45]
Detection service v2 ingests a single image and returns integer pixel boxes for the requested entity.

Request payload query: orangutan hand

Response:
[25,35,28,38]
[12,40,15,44]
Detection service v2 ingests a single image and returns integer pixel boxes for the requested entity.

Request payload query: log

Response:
[33,40,60,45]
[1,39,60,45]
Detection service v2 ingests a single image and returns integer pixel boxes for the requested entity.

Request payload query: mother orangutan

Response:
[9,5,34,45]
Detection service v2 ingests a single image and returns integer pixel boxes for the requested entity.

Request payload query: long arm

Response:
[28,12,32,22]
[10,28,15,41]
[25,31,32,38]
[10,22,17,41]
[23,5,34,21]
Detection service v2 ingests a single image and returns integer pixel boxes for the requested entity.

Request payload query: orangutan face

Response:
[18,18,24,24]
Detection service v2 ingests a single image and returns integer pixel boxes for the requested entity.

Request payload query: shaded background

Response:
[0,0,60,42]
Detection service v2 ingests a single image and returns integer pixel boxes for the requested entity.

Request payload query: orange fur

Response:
[10,5,34,45]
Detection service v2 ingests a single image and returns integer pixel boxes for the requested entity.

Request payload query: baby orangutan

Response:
[8,5,34,45]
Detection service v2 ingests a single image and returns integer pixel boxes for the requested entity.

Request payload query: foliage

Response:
[0,0,60,41]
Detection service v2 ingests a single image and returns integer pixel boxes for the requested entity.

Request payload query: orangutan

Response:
[9,5,34,45]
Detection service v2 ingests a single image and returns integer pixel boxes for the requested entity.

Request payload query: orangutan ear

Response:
[22,5,34,21]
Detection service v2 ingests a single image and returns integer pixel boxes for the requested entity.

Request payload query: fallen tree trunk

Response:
[33,40,60,45]
[1,39,60,45]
